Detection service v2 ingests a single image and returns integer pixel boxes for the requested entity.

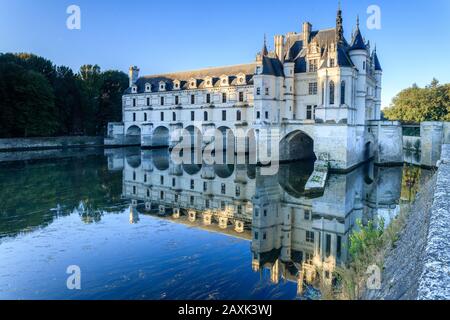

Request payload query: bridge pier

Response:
[173,208,180,219]
[145,202,152,211]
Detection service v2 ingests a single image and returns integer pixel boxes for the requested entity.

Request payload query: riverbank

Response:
[0,136,104,152]
[364,144,450,300]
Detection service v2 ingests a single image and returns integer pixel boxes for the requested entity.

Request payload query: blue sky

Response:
[0,0,449,107]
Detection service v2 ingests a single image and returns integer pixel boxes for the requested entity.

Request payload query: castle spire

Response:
[336,1,344,44]
[262,34,268,56]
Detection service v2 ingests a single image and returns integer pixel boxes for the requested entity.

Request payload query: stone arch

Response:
[153,126,169,148]
[126,125,141,145]
[214,164,235,179]
[184,125,203,148]
[280,130,316,162]
[279,161,314,198]
[125,147,142,169]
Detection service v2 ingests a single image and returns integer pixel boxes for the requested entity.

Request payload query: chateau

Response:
[106,7,403,171]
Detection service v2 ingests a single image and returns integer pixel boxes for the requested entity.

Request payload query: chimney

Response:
[302,22,312,45]
[129,66,140,87]
[274,35,285,62]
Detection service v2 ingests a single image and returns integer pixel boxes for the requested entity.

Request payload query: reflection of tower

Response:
[129,206,140,224]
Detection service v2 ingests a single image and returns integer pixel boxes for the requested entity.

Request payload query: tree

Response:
[384,79,450,123]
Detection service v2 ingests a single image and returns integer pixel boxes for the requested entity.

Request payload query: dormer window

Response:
[220,75,229,87]
[204,77,213,88]
[173,80,180,90]
[159,81,166,91]
[189,78,197,89]
[236,73,246,85]
[131,85,137,94]
[329,58,335,68]
[145,83,151,92]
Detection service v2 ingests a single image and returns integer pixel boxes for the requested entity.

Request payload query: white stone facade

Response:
[106,8,403,171]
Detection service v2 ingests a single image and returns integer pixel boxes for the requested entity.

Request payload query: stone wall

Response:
[417,144,450,300]
[0,136,104,151]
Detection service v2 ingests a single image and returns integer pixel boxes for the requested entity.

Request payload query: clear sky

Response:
[1,0,449,108]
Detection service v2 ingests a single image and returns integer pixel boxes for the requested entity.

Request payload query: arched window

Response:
[340,81,346,105]
[237,110,242,121]
[204,111,208,121]
[329,81,335,105]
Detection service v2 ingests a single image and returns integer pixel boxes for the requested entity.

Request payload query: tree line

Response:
[0,53,128,138]
[383,79,450,123]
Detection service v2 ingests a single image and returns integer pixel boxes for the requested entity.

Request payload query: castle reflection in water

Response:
[106,147,405,294]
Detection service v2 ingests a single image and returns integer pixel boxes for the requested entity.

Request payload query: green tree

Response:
[384,79,450,123]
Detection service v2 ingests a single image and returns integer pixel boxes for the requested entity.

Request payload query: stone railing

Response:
[418,144,450,300]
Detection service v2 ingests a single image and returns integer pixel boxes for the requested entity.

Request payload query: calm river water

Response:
[0,148,430,300]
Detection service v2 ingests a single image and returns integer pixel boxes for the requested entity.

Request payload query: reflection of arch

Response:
[217,126,235,154]
[126,125,141,145]
[183,163,202,175]
[153,126,169,148]
[280,130,315,162]
[214,164,235,179]
[152,149,170,171]
[279,160,315,198]
[125,147,142,168]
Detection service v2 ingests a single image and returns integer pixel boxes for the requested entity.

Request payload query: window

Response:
[255,232,259,240]
[255,208,259,217]
[236,110,242,121]
[256,88,261,95]
[160,112,164,121]
[222,110,227,121]
[363,61,366,70]
[160,176,164,185]
[309,59,318,72]
[306,231,315,243]
[147,189,150,197]
[306,105,316,120]
[236,186,241,197]
[221,183,226,194]
[221,201,226,210]
[304,210,311,220]
[133,186,136,194]
[191,111,195,121]
[203,182,207,192]
[133,113,136,122]
[340,81,346,105]
[265,87,269,96]
[204,111,208,121]
[160,97,164,106]
[147,97,150,106]
[191,95,195,104]
[175,194,179,203]
[144,174,147,183]
[308,82,318,95]
[190,180,195,190]
[306,105,313,120]
[239,91,244,102]
[160,191,164,200]
[263,210,267,217]
[256,111,261,119]
[263,233,267,240]
[329,81,335,105]
[172,178,176,187]
[326,234,331,257]
[175,96,179,105]
[222,93,227,103]
[190,196,194,205]
[330,58,335,68]
[172,112,176,121]
[133,98,136,107]
[265,111,269,120]
[133,171,136,181]
[237,205,242,215]
[205,199,210,208]
[206,93,211,104]
[144,113,147,122]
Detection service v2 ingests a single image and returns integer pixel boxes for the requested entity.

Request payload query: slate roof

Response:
[373,51,382,71]
[126,63,256,94]
[349,27,367,51]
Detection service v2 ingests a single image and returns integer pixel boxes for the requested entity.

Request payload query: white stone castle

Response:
[106,6,403,171]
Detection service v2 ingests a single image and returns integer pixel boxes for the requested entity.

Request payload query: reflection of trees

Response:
[0,155,123,238]
[401,165,421,202]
